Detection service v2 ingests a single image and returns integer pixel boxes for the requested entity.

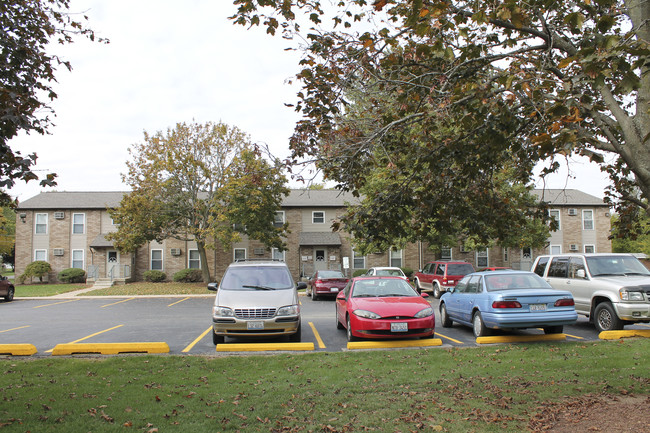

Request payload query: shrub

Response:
[143,270,167,282]
[58,268,86,283]
[352,269,367,277]
[173,269,203,283]
[400,267,414,279]
[19,261,52,284]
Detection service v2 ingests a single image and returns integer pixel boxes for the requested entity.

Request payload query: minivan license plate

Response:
[247,321,264,330]
[530,304,546,311]
[391,322,408,332]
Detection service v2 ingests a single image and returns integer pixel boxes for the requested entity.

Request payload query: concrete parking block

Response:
[0,344,37,356]
[51,342,169,355]
[598,329,650,340]
[476,334,567,344]
[216,342,315,352]
[347,338,443,350]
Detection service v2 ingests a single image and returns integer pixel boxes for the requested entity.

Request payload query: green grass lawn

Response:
[14,283,91,297]
[1,339,648,432]
[78,282,208,296]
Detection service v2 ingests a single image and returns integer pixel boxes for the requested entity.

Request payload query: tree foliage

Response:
[230,0,649,247]
[106,121,289,282]
[0,0,106,206]
[19,260,51,283]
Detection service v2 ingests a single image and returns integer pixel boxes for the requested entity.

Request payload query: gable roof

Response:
[16,188,606,210]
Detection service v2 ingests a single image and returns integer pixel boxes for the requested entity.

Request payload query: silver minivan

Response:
[208,260,307,344]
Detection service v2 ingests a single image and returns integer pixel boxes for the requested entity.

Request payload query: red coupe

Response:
[335,276,435,341]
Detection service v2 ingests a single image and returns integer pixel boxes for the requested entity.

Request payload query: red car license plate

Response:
[391,322,408,332]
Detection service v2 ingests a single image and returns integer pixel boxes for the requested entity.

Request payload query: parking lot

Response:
[1,294,648,357]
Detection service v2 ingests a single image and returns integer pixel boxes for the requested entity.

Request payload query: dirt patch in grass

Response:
[530,394,650,432]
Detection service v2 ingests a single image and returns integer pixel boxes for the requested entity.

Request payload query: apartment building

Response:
[14,188,611,283]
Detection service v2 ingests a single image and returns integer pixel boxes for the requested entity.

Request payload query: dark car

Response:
[0,275,14,302]
[413,261,475,298]
[307,270,349,300]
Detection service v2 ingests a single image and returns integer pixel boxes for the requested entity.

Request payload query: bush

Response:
[19,261,52,284]
[58,268,86,283]
[143,270,167,282]
[401,267,414,279]
[352,269,367,277]
[173,269,203,283]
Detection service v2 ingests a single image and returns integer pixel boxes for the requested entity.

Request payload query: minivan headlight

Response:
[213,306,234,317]
[277,305,299,316]
[620,289,644,301]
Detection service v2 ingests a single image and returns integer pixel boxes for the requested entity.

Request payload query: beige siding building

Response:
[15,188,611,284]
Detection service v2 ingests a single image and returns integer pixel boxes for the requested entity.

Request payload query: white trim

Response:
[234,248,247,261]
[188,249,201,269]
[150,249,163,270]
[71,249,85,269]
[584,244,596,253]
[72,212,85,234]
[312,211,325,224]
[35,213,48,234]
[272,248,285,261]
[550,244,562,255]
[476,249,488,268]
[34,249,47,261]
[582,209,594,230]
[549,209,561,230]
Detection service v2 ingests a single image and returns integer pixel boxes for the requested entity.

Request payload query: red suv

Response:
[414,261,475,298]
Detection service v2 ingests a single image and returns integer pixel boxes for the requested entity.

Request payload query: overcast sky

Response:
[8,0,611,202]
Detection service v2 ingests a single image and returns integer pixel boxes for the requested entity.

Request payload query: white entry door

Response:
[107,250,120,278]
[314,248,327,272]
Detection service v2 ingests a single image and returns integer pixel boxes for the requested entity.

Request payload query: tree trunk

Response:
[196,241,211,283]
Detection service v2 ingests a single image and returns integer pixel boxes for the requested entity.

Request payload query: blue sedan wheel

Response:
[440,303,453,328]
[472,311,490,338]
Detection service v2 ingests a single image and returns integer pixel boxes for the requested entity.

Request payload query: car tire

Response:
[543,325,563,334]
[433,284,442,299]
[289,323,302,342]
[472,311,490,338]
[5,287,14,302]
[212,332,225,345]
[414,279,421,294]
[346,316,358,342]
[594,302,624,332]
[311,289,318,301]
[440,303,453,328]
[336,305,345,330]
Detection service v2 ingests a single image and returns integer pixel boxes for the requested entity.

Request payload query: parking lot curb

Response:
[598,329,650,340]
[0,344,38,356]
[216,342,315,352]
[51,342,170,355]
[476,334,567,344]
[346,338,443,350]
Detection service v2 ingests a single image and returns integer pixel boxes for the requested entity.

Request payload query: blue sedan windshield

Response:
[485,273,551,292]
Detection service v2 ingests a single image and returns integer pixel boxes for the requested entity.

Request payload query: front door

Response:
[107,250,119,278]
[314,248,327,272]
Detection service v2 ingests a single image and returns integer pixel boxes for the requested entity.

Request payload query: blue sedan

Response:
[439,270,578,337]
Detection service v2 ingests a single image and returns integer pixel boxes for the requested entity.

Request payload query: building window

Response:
[584,244,595,253]
[389,248,403,268]
[352,250,365,269]
[272,248,285,261]
[476,249,488,268]
[549,209,561,230]
[34,249,47,261]
[72,249,84,269]
[234,248,246,261]
[503,248,509,262]
[274,211,285,227]
[312,211,325,224]
[35,213,48,234]
[151,249,163,270]
[582,210,594,230]
[441,246,452,260]
[72,213,85,234]
[550,245,562,255]
[188,249,200,269]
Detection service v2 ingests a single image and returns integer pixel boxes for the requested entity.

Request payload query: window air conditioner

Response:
[53,248,64,256]
[568,208,577,216]
[54,212,65,219]
[569,244,579,251]
[254,248,265,255]
[170,248,182,256]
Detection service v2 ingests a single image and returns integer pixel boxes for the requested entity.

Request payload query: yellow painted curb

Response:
[216,342,315,352]
[347,338,442,350]
[599,329,650,340]
[0,344,37,356]
[51,342,169,355]
[476,334,567,344]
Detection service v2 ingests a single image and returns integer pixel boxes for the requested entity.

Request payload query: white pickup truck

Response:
[531,253,650,332]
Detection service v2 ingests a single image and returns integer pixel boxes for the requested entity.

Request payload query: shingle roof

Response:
[299,232,342,246]
[16,188,606,209]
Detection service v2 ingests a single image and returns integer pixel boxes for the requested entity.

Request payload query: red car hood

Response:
[350,296,430,317]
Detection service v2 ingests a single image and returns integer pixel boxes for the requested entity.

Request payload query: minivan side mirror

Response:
[207,282,219,292]
[297,282,307,290]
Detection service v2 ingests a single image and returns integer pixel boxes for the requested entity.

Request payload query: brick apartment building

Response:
[14,188,611,284]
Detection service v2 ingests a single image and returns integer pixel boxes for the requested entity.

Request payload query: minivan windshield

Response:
[220,266,293,290]
[586,255,650,277]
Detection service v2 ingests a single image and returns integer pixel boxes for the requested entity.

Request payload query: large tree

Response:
[0,0,105,206]
[106,121,289,283]
[231,0,649,248]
